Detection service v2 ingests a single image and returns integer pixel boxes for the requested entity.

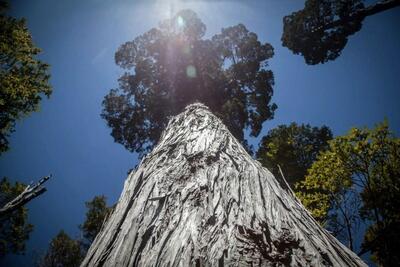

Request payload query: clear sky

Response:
[1,0,399,266]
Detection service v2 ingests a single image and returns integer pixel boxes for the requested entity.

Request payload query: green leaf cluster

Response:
[0,177,33,257]
[0,0,52,153]
[297,120,400,265]
[102,9,276,156]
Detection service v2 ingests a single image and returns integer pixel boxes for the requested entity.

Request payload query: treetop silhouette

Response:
[102,9,276,156]
[282,0,400,64]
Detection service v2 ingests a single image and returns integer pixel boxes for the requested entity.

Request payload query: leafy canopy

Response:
[102,9,276,156]
[297,121,400,264]
[0,177,33,258]
[256,123,332,188]
[282,0,364,64]
[0,0,52,153]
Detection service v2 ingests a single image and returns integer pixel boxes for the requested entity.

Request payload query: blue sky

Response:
[1,0,399,266]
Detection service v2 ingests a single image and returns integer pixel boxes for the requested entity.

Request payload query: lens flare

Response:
[186,65,196,78]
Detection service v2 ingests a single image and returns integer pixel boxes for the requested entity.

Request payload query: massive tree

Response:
[297,121,400,265]
[0,178,33,258]
[0,0,52,153]
[256,123,332,188]
[82,103,366,266]
[102,9,276,156]
[282,0,400,64]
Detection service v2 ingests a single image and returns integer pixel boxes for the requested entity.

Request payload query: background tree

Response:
[37,230,84,267]
[79,195,112,249]
[0,177,33,258]
[256,123,332,188]
[282,0,400,64]
[102,9,276,156]
[0,0,52,153]
[297,121,400,265]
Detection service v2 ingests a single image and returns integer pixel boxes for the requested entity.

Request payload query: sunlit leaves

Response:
[0,1,52,153]
[297,120,400,262]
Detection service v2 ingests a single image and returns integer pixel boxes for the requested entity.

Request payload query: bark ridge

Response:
[81,103,366,267]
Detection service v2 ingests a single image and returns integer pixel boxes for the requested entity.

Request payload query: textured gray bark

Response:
[81,103,366,267]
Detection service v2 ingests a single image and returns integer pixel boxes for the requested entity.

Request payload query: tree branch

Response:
[312,0,400,33]
[0,175,52,216]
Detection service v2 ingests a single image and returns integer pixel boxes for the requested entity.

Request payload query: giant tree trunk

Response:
[81,103,366,266]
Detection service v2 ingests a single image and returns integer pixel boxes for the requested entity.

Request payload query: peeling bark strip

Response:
[81,104,366,266]
[0,175,51,216]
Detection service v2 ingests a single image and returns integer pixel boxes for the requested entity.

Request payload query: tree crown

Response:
[102,9,276,156]
[282,0,365,64]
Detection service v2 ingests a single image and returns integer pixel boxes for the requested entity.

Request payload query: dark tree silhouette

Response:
[37,231,84,267]
[37,196,112,266]
[102,9,276,156]
[79,195,112,249]
[282,0,400,64]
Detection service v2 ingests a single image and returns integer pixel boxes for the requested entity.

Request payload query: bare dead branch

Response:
[0,174,52,216]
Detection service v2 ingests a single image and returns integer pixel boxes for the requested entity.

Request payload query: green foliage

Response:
[80,195,111,248]
[256,123,332,187]
[0,0,52,153]
[282,0,364,64]
[0,177,33,257]
[102,9,276,156]
[297,121,400,263]
[37,230,84,267]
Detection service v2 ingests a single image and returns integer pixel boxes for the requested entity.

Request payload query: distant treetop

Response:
[282,0,400,64]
